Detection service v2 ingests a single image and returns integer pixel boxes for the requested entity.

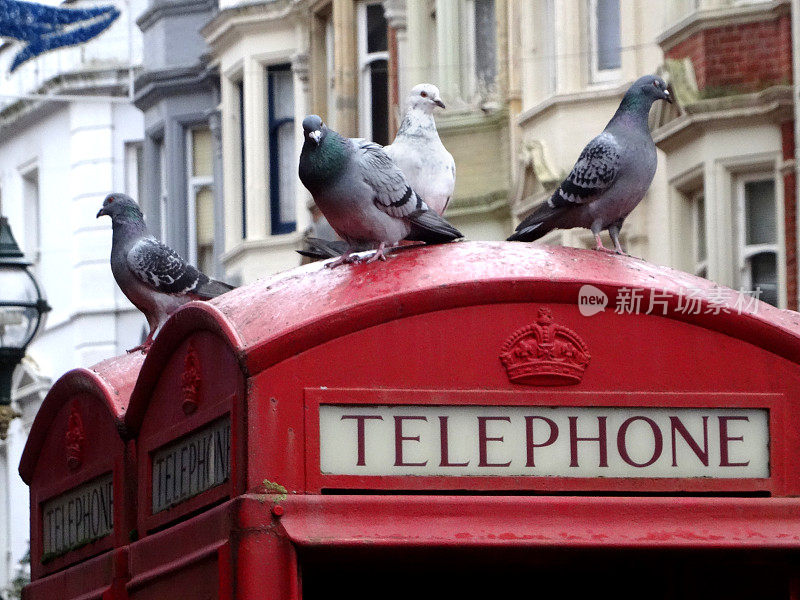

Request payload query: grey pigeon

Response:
[507,74,672,253]
[384,83,455,216]
[97,193,234,353]
[298,115,463,267]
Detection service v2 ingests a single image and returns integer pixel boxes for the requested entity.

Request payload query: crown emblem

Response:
[65,400,85,471]
[181,342,202,415]
[500,308,590,386]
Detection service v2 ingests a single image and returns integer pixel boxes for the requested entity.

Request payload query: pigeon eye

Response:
[420,91,428,98]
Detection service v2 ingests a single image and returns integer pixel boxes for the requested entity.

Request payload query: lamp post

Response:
[0,216,50,440]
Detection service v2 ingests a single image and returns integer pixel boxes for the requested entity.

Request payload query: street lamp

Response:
[0,216,50,440]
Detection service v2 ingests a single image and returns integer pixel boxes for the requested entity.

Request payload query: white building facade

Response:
[0,0,146,592]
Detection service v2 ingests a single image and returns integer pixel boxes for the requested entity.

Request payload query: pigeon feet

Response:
[593,242,616,253]
[127,331,155,354]
[127,342,152,354]
[326,252,360,268]
[365,243,388,264]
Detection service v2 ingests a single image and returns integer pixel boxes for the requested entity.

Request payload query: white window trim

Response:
[461,0,499,101]
[185,127,213,267]
[587,0,622,84]
[357,0,389,141]
[157,140,168,242]
[19,161,40,266]
[543,0,558,96]
[325,19,336,129]
[691,190,708,278]
[462,0,477,100]
[124,141,142,200]
[735,172,782,306]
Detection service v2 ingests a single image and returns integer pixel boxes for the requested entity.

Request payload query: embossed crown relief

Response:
[65,400,85,471]
[181,342,202,415]
[500,307,591,386]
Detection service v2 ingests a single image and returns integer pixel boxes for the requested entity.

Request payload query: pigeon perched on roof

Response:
[97,193,235,353]
[384,83,456,216]
[298,115,463,267]
[507,74,672,253]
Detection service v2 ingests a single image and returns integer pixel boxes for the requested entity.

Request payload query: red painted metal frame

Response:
[132,332,247,536]
[26,243,800,599]
[126,501,233,599]
[137,401,235,534]
[23,548,116,600]
[270,494,800,549]
[304,388,783,494]
[20,355,142,581]
[31,463,118,574]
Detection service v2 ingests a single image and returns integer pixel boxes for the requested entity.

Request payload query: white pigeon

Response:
[384,83,456,216]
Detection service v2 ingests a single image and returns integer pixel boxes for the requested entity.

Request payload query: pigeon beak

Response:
[309,130,322,145]
[96,207,106,218]
[664,89,673,104]
[434,98,445,109]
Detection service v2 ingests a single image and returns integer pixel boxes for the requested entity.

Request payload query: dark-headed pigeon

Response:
[507,74,672,254]
[97,193,234,353]
[298,115,462,267]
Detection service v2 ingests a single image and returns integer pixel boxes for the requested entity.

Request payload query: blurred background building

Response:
[0,0,145,592]
[0,0,798,593]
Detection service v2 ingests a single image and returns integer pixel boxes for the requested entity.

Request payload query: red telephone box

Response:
[22,242,800,599]
[19,353,142,600]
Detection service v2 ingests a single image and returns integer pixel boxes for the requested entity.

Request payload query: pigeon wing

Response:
[126,238,208,295]
[549,131,621,209]
[357,140,425,218]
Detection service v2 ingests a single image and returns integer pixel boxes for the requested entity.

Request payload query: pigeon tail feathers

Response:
[193,278,235,299]
[507,201,565,242]
[405,209,463,244]
[297,237,352,259]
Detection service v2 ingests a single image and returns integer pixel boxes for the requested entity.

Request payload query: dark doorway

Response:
[300,546,792,600]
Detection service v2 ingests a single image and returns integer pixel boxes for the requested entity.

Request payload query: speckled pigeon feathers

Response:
[550,131,621,208]
[127,238,232,299]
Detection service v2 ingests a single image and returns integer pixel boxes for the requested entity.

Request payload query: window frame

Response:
[357,0,389,144]
[124,141,143,202]
[691,190,708,279]
[462,0,498,99]
[587,0,622,85]
[735,172,780,306]
[19,162,40,266]
[542,0,558,96]
[156,138,168,243]
[235,78,246,240]
[185,126,214,268]
[266,63,296,236]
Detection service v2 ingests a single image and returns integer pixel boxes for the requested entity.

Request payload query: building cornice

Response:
[221,231,305,266]
[447,189,510,219]
[657,0,790,52]
[133,63,218,111]
[0,67,133,136]
[202,0,297,50]
[653,86,793,152]
[516,82,629,129]
[437,107,508,135]
[136,0,217,32]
